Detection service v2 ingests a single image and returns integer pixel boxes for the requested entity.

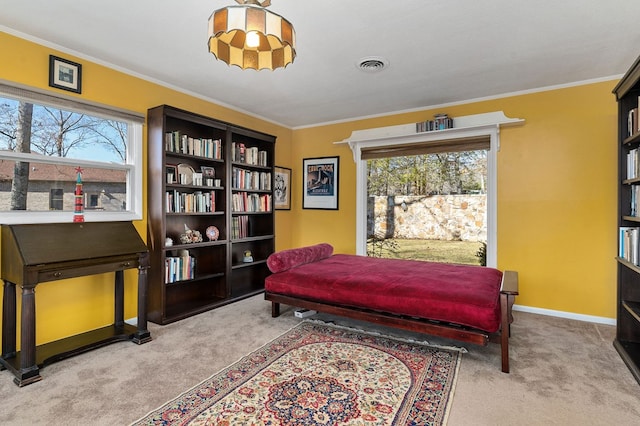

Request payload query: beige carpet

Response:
[0,294,638,425]
[133,321,461,424]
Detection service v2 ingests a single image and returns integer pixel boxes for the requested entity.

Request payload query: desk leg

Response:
[114,270,124,327]
[2,280,16,360]
[133,255,151,344]
[17,286,41,386]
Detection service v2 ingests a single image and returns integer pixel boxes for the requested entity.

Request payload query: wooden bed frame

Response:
[266,270,519,373]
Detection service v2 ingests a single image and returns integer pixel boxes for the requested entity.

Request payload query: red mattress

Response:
[265,254,504,333]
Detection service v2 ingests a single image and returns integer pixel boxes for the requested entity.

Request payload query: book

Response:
[620,226,640,265]
[629,108,639,137]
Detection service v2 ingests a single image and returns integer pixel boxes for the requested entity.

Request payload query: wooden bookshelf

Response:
[147,105,275,324]
[613,54,640,385]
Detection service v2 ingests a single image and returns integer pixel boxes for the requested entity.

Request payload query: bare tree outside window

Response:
[0,94,133,219]
[11,101,33,210]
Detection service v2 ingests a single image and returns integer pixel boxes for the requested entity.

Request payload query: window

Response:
[87,193,102,210]
[366,149,488,266]
[336,111,526,268]
[49,188,63,210]
[0,82,143,224]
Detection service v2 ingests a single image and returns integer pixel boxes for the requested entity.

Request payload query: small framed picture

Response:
[200,166,215,178]
[303,156,339,210]
[166,164,178,184]
[49,55,82,93]
[274,166,291,210]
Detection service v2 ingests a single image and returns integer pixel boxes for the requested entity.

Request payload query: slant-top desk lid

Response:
[1,222,148,285]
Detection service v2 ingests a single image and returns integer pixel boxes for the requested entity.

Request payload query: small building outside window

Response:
[50,188,63,210]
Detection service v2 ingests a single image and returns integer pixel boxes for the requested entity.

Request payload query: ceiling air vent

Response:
[356,56,389,73]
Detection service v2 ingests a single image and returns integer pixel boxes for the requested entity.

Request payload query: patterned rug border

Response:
[131,320,462,425]
[131,323,308,425]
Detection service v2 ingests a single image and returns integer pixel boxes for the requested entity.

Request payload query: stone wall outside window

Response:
[368,195,486,242]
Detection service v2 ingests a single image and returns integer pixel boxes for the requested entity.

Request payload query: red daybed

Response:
[264,243,519,373]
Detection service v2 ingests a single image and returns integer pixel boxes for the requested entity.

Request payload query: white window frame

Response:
[335,111,524,268]
[0,80,144,224]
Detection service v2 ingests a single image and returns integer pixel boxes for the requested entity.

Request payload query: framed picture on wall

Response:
[49,55,82,93]
[302,156,339,210]
[274,166,292,210]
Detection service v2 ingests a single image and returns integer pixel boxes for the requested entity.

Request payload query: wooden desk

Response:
[0,222,151,386]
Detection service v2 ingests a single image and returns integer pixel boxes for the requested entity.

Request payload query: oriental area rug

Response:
[133,321,462,426]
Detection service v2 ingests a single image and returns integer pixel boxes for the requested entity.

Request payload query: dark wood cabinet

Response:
[613,54,640,385]
[0,221,151,386]
[147,105,275,324]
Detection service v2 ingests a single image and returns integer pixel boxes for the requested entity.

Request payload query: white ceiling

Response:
[1,0,640,128]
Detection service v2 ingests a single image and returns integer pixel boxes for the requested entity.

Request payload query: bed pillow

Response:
[267,243,334,273]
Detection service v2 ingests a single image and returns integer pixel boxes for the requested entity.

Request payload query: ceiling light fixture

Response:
[207,0,296,71]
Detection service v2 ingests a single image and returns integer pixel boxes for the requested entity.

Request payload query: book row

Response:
[231,215,250,239]
[231,192,272,213]
[166,190,216,213]
[232,167,271,191]
[631,185,640,217]
[620,227,640,265]
[165,131,223,159]
[627,148,640,180]
[628,96,640,138]
[416,114,454,133]
[165,255,196,284]
[231,142,268,166]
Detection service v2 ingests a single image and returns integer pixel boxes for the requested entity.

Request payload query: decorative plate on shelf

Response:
[206,225,219,241]
[177,163,195,185]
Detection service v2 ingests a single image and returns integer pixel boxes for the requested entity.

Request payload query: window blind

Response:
[0,79,144,123]
[360,134,490,160]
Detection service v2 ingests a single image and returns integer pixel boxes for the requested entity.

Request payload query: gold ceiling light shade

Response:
[207,0,296,71]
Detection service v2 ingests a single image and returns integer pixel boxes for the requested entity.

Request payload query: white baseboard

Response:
[513,304,616,326]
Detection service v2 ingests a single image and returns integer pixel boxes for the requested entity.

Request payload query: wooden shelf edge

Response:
[623,131,640,146]
[165,272,225,286]
[161,298,228,324]
[232,235,274,243]
[232,188,272,193]
[166,212,225,216]
[160,291,265,325]
[164,240,227,250]
[617,257,640,274]
[613,339,640,385]
[623,300,640,323]
[231,161,271,170]
[166,183,224,191]
[231,211,273,215]
[232,259,267,270]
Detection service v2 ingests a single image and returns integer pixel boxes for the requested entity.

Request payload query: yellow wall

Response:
[290,82,618,319]
[0,32,293,345]
[0,31,620,348]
